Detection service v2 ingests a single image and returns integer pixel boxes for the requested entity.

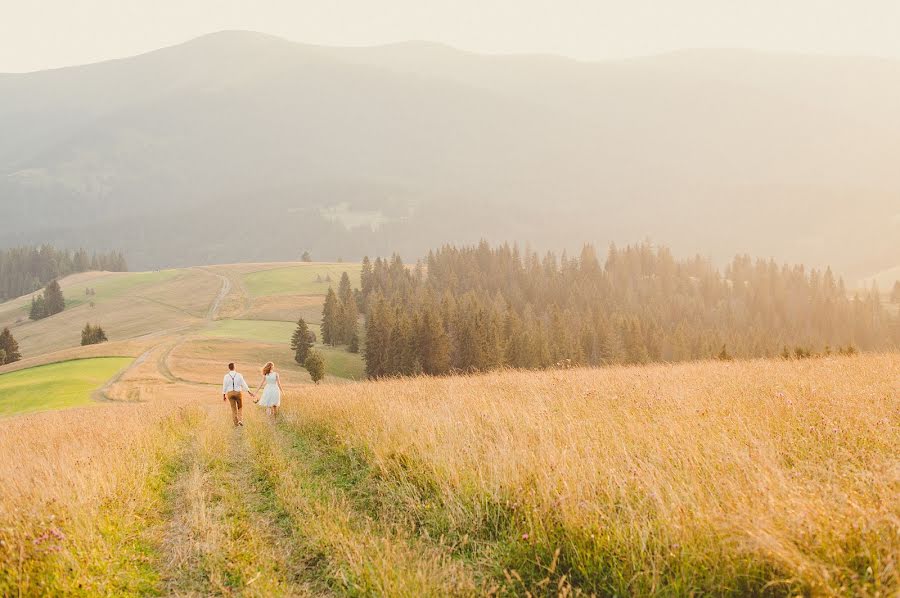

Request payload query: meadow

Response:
[243,263,361,297]
[0,353,895,596]
[0,357,132,416]
[275,354,899,596]
[1,260,893,595]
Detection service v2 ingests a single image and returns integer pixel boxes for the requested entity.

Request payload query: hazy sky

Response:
[3,0,900,72]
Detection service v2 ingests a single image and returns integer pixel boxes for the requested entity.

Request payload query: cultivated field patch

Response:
[0,357,132,416]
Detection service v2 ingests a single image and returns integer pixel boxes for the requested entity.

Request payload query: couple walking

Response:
[222,361,284,426]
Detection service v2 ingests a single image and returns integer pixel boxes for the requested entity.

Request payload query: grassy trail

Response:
[156,406,323,596]
[149,401,489,597]
[242,413,482,596]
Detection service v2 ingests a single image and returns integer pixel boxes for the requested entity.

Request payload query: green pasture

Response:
[0,357,132,417]
[0,270,183,322]
[74,270,182,303]
[317,345,365,380]
[243,264,361,297]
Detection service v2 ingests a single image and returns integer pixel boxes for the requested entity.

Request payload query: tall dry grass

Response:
[282,354,899,595]
[0,396,198,595]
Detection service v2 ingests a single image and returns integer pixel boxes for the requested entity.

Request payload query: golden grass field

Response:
[0,350,896,596]
[0,264,896,595]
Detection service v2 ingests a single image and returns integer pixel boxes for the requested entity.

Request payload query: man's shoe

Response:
[238,421,244,426]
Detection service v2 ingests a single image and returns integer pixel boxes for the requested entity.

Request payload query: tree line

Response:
[358,242,899,378]
[320,272,360,351]
[0,245,127,301]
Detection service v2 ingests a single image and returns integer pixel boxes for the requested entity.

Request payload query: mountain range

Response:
[1,31,898,281]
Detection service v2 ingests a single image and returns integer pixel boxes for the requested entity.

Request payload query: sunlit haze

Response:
[3,0,900,72]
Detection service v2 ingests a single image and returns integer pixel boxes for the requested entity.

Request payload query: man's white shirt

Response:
[223,371,250,394]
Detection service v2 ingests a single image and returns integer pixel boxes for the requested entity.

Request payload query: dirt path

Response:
[156,406,326,596]
[205,271,231,321]
[90,348,153,402]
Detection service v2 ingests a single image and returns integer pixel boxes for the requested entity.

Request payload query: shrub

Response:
[304,350,326,384]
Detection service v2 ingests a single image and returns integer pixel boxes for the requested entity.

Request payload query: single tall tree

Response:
[321,287,339,345]
[0,327,22,363]
[291,318,314,365]
[338,272,358,345]
[360,256,374,302]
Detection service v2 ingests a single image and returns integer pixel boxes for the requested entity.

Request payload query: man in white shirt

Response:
[223,362,254,427]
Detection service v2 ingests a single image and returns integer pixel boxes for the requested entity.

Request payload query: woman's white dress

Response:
[258,372,281,407]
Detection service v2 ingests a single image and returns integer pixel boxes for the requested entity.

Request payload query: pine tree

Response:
[348,332,360,354]
[338,272,357,343]
[301,251,312,262]
[0,328,21,363]
[364,295,394,378]
[305,350,326,384]
[29,296,47,320]
[418,305,450,375]
[81,323,108,346]
[0,349,6,366]
[291,318,314,364]
[321,287,339,345]
[360,256,374,301]
[43,280,65,316]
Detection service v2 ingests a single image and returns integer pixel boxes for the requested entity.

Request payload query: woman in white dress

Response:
[254,361,284,419]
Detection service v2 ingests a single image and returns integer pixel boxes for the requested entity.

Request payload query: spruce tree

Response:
[419,306,450,375]
[364,295,394,378]
[43,280,65,316]
[337,272,357,343]
[29,296,47,320]
[291,318,313,364]
[0,328,21,363]
[321,287,339,345]
[360,256,374,302]
[81,323,108,346]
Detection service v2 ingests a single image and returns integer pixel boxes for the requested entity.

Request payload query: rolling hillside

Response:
[0,259,896,594]
[1,31,898,278]
[0,261,363,415]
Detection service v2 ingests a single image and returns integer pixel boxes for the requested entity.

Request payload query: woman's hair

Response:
[262,361,274,375]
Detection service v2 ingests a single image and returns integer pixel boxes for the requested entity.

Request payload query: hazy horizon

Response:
[4,0,900,72]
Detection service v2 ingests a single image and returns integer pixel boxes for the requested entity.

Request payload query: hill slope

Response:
[0,261,364,411]
[1,31,898,277]
[2,353,897,594]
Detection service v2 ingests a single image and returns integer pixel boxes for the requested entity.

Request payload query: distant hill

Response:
[1,31,898,278]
